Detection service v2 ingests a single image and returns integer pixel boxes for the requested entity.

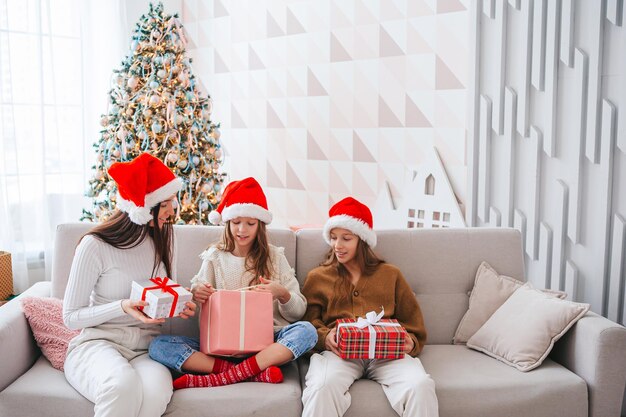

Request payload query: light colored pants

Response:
[302,351,439,417]
[64,326,172,417]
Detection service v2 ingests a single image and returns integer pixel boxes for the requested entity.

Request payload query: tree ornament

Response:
[149,94,161,106]
[127,77,139,89]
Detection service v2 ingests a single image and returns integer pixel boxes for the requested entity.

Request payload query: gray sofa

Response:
[1,223,625,417]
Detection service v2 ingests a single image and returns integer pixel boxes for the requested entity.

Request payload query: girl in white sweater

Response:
[149,177,317,389]
[63,153,196,417]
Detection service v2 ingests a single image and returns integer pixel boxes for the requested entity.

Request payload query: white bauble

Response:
[127,77,139,89]
[149,95,161,107]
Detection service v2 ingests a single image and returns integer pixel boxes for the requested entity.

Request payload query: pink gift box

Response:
[200,290,274,356]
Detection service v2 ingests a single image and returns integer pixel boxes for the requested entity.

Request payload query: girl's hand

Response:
[192,282,216,304]
[121,299,165,324]
[403,333,415,353]
[254,276,291,303]
[325,328,341,356]
[178,300,196,320]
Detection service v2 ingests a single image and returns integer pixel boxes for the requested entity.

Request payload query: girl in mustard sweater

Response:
[301,197,439,417]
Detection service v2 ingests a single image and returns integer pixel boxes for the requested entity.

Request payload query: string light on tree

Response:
[82,2,226,225]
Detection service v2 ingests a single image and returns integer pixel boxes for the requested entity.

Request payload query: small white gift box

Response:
[129,277,192,319]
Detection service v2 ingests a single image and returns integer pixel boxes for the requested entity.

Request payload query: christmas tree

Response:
[82,2,225,225]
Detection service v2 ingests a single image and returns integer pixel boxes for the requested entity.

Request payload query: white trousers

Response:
[64,327,172,417]
[302,351,439,417]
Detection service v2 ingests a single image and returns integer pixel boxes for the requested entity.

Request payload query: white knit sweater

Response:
[63,235,174,330]
[190,244,306,330]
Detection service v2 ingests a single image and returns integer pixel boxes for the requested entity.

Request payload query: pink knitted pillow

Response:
[20,297,80,371]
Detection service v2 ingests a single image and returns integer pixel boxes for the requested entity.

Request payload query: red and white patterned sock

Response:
[211,357,234,373]
[248,366,283,383]
[173,356,262,389]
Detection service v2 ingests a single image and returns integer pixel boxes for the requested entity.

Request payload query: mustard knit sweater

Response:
[302,263,427,357]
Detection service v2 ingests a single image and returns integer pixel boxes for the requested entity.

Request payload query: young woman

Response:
[149,177,317,389]
[301,197,439,417]
[63,153,196,417]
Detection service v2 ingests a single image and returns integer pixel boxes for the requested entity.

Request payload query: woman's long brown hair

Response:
[217,220,272,286]
[321,237,385,303]
[83,207,174,278]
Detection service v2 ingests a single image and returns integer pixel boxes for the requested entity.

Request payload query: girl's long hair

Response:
[83,207,174,278]
[217,220,272,286]
[321,237,385,303]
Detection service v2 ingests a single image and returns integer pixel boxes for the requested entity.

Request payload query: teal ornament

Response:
[131,40,139,51]
[186,91,195,101]
[150,81,159,89]
[199,200,209,211]
[151,122,162,134]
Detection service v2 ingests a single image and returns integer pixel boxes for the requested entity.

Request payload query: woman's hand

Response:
[192,282,216,304]
[177,300,196,320]
[325,328,341,356]
[254,276,291,303]
[403,333,415,353]
[121,299,165,324]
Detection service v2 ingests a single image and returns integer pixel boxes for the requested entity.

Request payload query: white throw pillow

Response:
[466,285,589,372]
[453,261,566,344]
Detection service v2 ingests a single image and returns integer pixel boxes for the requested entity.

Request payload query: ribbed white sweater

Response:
[190,245,306,330]
[63,235,174,330]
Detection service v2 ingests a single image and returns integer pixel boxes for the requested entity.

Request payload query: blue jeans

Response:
[149,321,317,372]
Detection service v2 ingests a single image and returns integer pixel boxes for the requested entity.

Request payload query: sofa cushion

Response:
[0,357,304,417]
[466,286,590,371]
[454,261,566,344]
[0,357,94,417]
[20,297,80,371]
[419,345,587,417]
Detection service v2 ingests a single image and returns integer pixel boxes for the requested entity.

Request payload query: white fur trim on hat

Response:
[323,214,377,248]
[220,203,272,224]
[144,177,183,210]
[117,177,183,225]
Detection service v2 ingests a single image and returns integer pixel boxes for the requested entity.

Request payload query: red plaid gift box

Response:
[336,310,407,360]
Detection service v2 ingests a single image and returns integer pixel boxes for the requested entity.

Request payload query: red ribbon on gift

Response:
[140,277,181,317]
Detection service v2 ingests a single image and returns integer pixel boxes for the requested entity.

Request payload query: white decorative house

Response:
[374,146,466,230]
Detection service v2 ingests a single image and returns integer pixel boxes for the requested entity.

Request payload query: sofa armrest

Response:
[551,311,626,417]
[0,282,51,392]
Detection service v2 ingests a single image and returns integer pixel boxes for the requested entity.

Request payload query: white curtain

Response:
[0,0,126,293]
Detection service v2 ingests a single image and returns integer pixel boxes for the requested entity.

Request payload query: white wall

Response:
[176,0,469,228]
[468,0,626,322]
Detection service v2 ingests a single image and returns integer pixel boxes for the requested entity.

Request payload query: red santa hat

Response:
[209,177,272,225]
[108,153,183,225]
[323,197,377,248]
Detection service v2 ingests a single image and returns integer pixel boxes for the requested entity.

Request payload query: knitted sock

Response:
[211,357,234,373]
[173,356,262,389]
[247,366,283,383]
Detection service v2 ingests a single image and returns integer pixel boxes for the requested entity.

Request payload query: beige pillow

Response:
[466,285,589,371]
[453,261,566,344]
